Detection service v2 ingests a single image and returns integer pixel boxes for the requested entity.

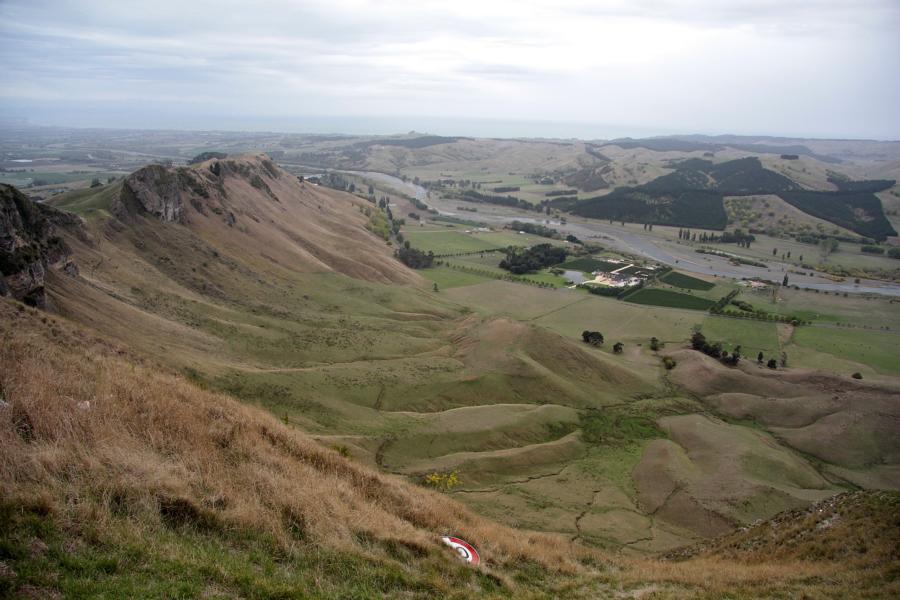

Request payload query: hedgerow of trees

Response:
[499,244,567,274]
[395,242,434,268]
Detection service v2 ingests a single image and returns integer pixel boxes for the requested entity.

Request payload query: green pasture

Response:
[790,326,900,377]
[624,289,716,311]
[660,271,715,291]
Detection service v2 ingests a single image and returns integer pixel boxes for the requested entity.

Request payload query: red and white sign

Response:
[440,536,480,566]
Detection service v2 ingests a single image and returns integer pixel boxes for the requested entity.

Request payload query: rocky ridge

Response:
[0,184,80,308]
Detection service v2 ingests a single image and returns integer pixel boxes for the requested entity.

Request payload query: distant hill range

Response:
[607,134,844,163]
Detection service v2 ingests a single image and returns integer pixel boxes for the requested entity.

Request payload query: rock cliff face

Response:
[114,164,186,223]
[0,184,80,308]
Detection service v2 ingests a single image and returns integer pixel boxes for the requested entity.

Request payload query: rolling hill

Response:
[3,299,898,599]
[2,151,900,597]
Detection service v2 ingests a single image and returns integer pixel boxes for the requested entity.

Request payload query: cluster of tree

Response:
[407,212,420,220]
[422,178,481,190]
[570,188,728,230]
[695,248,768,267]
[755,351,786,369]
[713,302,807,325]
[499,243,567,274]
[565,234,583,244]
[642,223,655,231]
[545,189,579,197]
[410,197,429,211]
[777,190,897,241]
[546,196,580,211]
[889,247,900,259]
[679,228,754,246]
[320,172,353,192]
[861,245,885,254]
[565,157,891,241]
[710,290,740,312]
[691,331,742,365]
[432,248,504,258]
[826,176,895,194]
[643,157,799,195]
[492,186,520,193]
[581,282,641,298]
[189,151,228,164]
[581,331,604,346]
[458,190,543,212]
[507,221,560,239]
[395,243,434,269]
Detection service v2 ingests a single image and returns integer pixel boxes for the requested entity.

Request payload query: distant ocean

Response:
[0,105,676,140]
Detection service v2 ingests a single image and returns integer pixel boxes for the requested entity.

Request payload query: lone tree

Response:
[613,342,624,354]
[783,274,789,286]
[767,358,778,369]
[581,330,604,346]
[757,351,764,364]
[649,337,660,351]
[819,238,839,260]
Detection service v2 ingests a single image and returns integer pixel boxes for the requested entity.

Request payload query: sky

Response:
[1,0,899,140]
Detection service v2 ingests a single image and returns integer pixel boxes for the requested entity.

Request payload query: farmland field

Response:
[559,257,626,272]
[660,271,715,291]
[789,326,900,376]
[401,230,504,253]
[699,316,781,357]
[624,288,716,311]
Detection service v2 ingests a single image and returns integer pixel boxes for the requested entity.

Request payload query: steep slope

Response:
[100,154,419,285]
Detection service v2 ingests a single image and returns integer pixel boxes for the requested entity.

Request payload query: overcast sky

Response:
[1,0,899,139]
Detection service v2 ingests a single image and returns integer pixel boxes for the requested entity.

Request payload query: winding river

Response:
[342,170,900,297]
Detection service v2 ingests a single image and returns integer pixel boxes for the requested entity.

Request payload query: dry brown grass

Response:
[0,299,595,576]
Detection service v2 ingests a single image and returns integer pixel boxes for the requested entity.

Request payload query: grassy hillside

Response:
[4,153,900,596]
[3,300,899,599]
[0,299,600,599]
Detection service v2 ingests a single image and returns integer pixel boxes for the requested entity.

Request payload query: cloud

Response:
[1,0,898,138]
